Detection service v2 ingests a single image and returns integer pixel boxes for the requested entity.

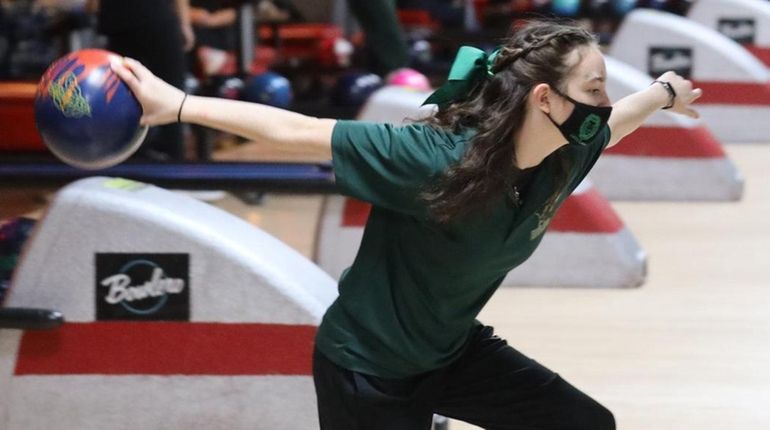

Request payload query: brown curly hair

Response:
[421,20,597,223]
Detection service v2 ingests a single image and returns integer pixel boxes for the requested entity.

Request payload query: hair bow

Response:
[423,46,500,107]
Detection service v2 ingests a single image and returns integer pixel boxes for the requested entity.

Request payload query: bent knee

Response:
[586,402,615,430]
[548,375,616,430]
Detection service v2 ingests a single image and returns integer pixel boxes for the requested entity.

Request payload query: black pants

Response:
[345,0,408,76]
[105,20,187,160]
[313,325,615,430]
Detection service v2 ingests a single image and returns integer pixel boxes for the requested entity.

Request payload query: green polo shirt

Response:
[316,120,611,378]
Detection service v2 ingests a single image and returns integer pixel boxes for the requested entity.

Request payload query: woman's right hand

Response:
[110,57,186,127]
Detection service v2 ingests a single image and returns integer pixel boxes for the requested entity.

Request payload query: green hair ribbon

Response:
[423,46,500,107]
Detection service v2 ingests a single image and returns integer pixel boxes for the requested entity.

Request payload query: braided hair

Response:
[421,21,597,224]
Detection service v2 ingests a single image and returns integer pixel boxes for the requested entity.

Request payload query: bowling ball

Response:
[241,71,293,108]
[34,49,148,170]
[386,68,431,91]
[551,0,582,16]
[612,0,637,15]
[331,71,383,107]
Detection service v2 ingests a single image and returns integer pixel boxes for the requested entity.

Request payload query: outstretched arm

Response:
[607,71,702,148]
[110,57,336,159]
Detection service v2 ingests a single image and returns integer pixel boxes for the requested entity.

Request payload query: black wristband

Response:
[177,93,188,123]
[652,80,677,109]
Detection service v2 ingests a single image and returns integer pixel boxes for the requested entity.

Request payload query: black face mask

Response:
[546,88,613,146]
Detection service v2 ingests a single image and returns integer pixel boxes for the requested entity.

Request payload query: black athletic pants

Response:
[345,0,408,76]
[313,325,615,430]
[105,20,187,161]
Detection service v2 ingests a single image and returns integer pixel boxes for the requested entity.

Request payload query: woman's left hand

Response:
[655,71,703,119]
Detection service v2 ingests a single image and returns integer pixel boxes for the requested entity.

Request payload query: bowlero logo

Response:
[717,18,755,45]
[648,47,692,79]
[96,253,190,321]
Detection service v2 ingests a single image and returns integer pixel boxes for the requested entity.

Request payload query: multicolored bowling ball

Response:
[241,71,293,108]
[386,68,431,92]
[34,49,148,170]
[331,71,383,107]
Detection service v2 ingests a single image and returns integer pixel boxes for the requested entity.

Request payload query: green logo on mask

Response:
[578,113,601,142]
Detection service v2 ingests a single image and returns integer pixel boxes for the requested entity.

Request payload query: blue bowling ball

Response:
[612,0,637,15]
[551,0,582,16]
[34,49,148,170]
[241,71,293,108]
[331,71,383,107]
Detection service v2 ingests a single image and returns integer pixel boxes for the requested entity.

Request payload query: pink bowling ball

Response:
[386,68,431,91]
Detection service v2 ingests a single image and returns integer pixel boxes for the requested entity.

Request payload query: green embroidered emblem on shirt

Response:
[530,199,558,240]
